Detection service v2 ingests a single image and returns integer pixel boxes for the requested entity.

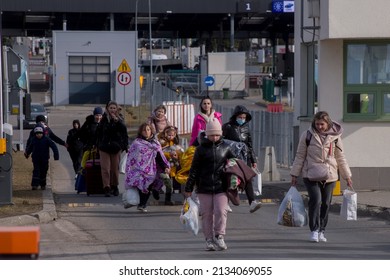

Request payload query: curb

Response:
[0,188,57,226]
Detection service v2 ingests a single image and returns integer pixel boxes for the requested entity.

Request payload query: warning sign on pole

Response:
[117,59,131,73]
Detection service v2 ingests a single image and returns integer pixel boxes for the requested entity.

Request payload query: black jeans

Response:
[303,178,335,232]
[138,189,151,208]
[245,180,255,205]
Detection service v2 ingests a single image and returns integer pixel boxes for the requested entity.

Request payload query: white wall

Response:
[207,52,245,91]
[296,1,390,168]
[53,31,138,106]
[323,0,390,39]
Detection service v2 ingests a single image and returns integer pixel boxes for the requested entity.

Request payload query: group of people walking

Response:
[23,96,353,252]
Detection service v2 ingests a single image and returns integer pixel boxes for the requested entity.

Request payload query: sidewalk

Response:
[1,95,390,226]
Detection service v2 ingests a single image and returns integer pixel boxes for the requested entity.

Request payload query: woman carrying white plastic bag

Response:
[277,186,307,227]
[340,187,357,220]
[290,111,353,243]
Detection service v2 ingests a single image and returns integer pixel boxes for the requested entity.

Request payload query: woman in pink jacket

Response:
[189,96,222,146]
[290,111,353,243]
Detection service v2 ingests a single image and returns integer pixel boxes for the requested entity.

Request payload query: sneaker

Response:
[205,239,216,251]
[152,189,160,200]
[318,231,327,242]
[214,235,228,250]
[226,205,233,213]
[137,205,148,212]
[249,201,262,213]
[310,231,319,242]
[104,186,111,197]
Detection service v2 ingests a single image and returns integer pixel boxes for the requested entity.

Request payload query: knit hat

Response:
[34,126,44,134]
[205,119,222,136]
[93,107,103,115]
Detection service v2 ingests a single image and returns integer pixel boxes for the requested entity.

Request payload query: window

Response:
[69,56,110,83]
[344,41,390,121]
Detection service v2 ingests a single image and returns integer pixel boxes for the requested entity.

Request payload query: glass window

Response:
[347,44,390,85]
[346,93,374,114]
[383,93,390,114]
[69,56,110,83]
[344,41,390,121]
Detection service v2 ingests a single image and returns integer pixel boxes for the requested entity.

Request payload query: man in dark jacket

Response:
[222,105,261,213]
[79,107,103,152]
[25,126,59,190]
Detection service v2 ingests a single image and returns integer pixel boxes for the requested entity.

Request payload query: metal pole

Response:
[0,12,3,137]
[134,0,138,108]
[148,0,153,112]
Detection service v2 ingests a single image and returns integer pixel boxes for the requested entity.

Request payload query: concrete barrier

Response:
[258,146,281,181]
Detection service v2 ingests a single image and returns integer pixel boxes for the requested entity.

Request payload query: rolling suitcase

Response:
[84,158,105,195]
[75,170,86,194]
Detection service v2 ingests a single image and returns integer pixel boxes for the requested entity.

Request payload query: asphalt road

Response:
[30,102,390,260]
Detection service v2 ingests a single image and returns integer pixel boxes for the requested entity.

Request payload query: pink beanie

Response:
[205,119,222,136]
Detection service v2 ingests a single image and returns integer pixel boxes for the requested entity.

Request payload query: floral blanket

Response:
[125,138,169,193]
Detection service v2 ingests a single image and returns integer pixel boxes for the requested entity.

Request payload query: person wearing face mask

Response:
[222,105,262,213]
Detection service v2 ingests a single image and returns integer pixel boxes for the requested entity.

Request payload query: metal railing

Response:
[147,75,294,167]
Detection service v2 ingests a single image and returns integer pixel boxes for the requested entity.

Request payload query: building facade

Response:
[295,0,390,190]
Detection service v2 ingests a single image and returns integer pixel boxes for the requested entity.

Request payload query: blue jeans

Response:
[303,178,335,232]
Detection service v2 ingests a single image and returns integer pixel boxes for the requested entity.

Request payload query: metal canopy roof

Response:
[0,0,294,39]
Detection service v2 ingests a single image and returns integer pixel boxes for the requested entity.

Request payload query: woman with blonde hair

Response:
[290,111,353,243]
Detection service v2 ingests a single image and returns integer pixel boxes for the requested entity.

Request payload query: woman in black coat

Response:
[222,105,261,213]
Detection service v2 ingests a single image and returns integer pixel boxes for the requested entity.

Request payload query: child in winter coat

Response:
[158,125,184,205]
[25,126,59,190]
[66,119,83,175]
[125,123,170,212]
[185,119,236,251]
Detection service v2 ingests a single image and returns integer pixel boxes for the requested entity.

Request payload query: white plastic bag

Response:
[340,188,357,220]
[252,168,262,196]
[277,186,308,227]
[179,197,199,235]
[119,151,127,174]
[122,187,140,209]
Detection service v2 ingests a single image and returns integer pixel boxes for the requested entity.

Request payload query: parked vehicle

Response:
[19,102,49,129]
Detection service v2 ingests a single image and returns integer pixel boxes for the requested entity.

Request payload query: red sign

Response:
[117,72,131,86]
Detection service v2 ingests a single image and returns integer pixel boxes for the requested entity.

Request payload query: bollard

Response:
[333,180,342,196]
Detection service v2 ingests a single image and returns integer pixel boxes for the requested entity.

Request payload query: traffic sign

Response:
[204,75,215,87]
[117,59,131,73]
[118,72,131,86]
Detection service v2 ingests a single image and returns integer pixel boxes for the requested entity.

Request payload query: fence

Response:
[149,77,295,168]
[213,103,294,168]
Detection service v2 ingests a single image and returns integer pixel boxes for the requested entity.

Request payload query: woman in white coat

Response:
[290,111,353,243]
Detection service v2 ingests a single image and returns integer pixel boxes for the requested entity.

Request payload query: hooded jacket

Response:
[222,105,256,165]
[290,121,352,182]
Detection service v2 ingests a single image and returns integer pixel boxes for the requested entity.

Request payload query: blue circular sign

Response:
[204,76,215,87]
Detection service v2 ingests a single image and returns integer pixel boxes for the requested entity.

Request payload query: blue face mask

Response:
[236,118,245,126]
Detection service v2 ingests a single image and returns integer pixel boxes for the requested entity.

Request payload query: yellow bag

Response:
[175,146,196,185]
[81,149,98,169]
